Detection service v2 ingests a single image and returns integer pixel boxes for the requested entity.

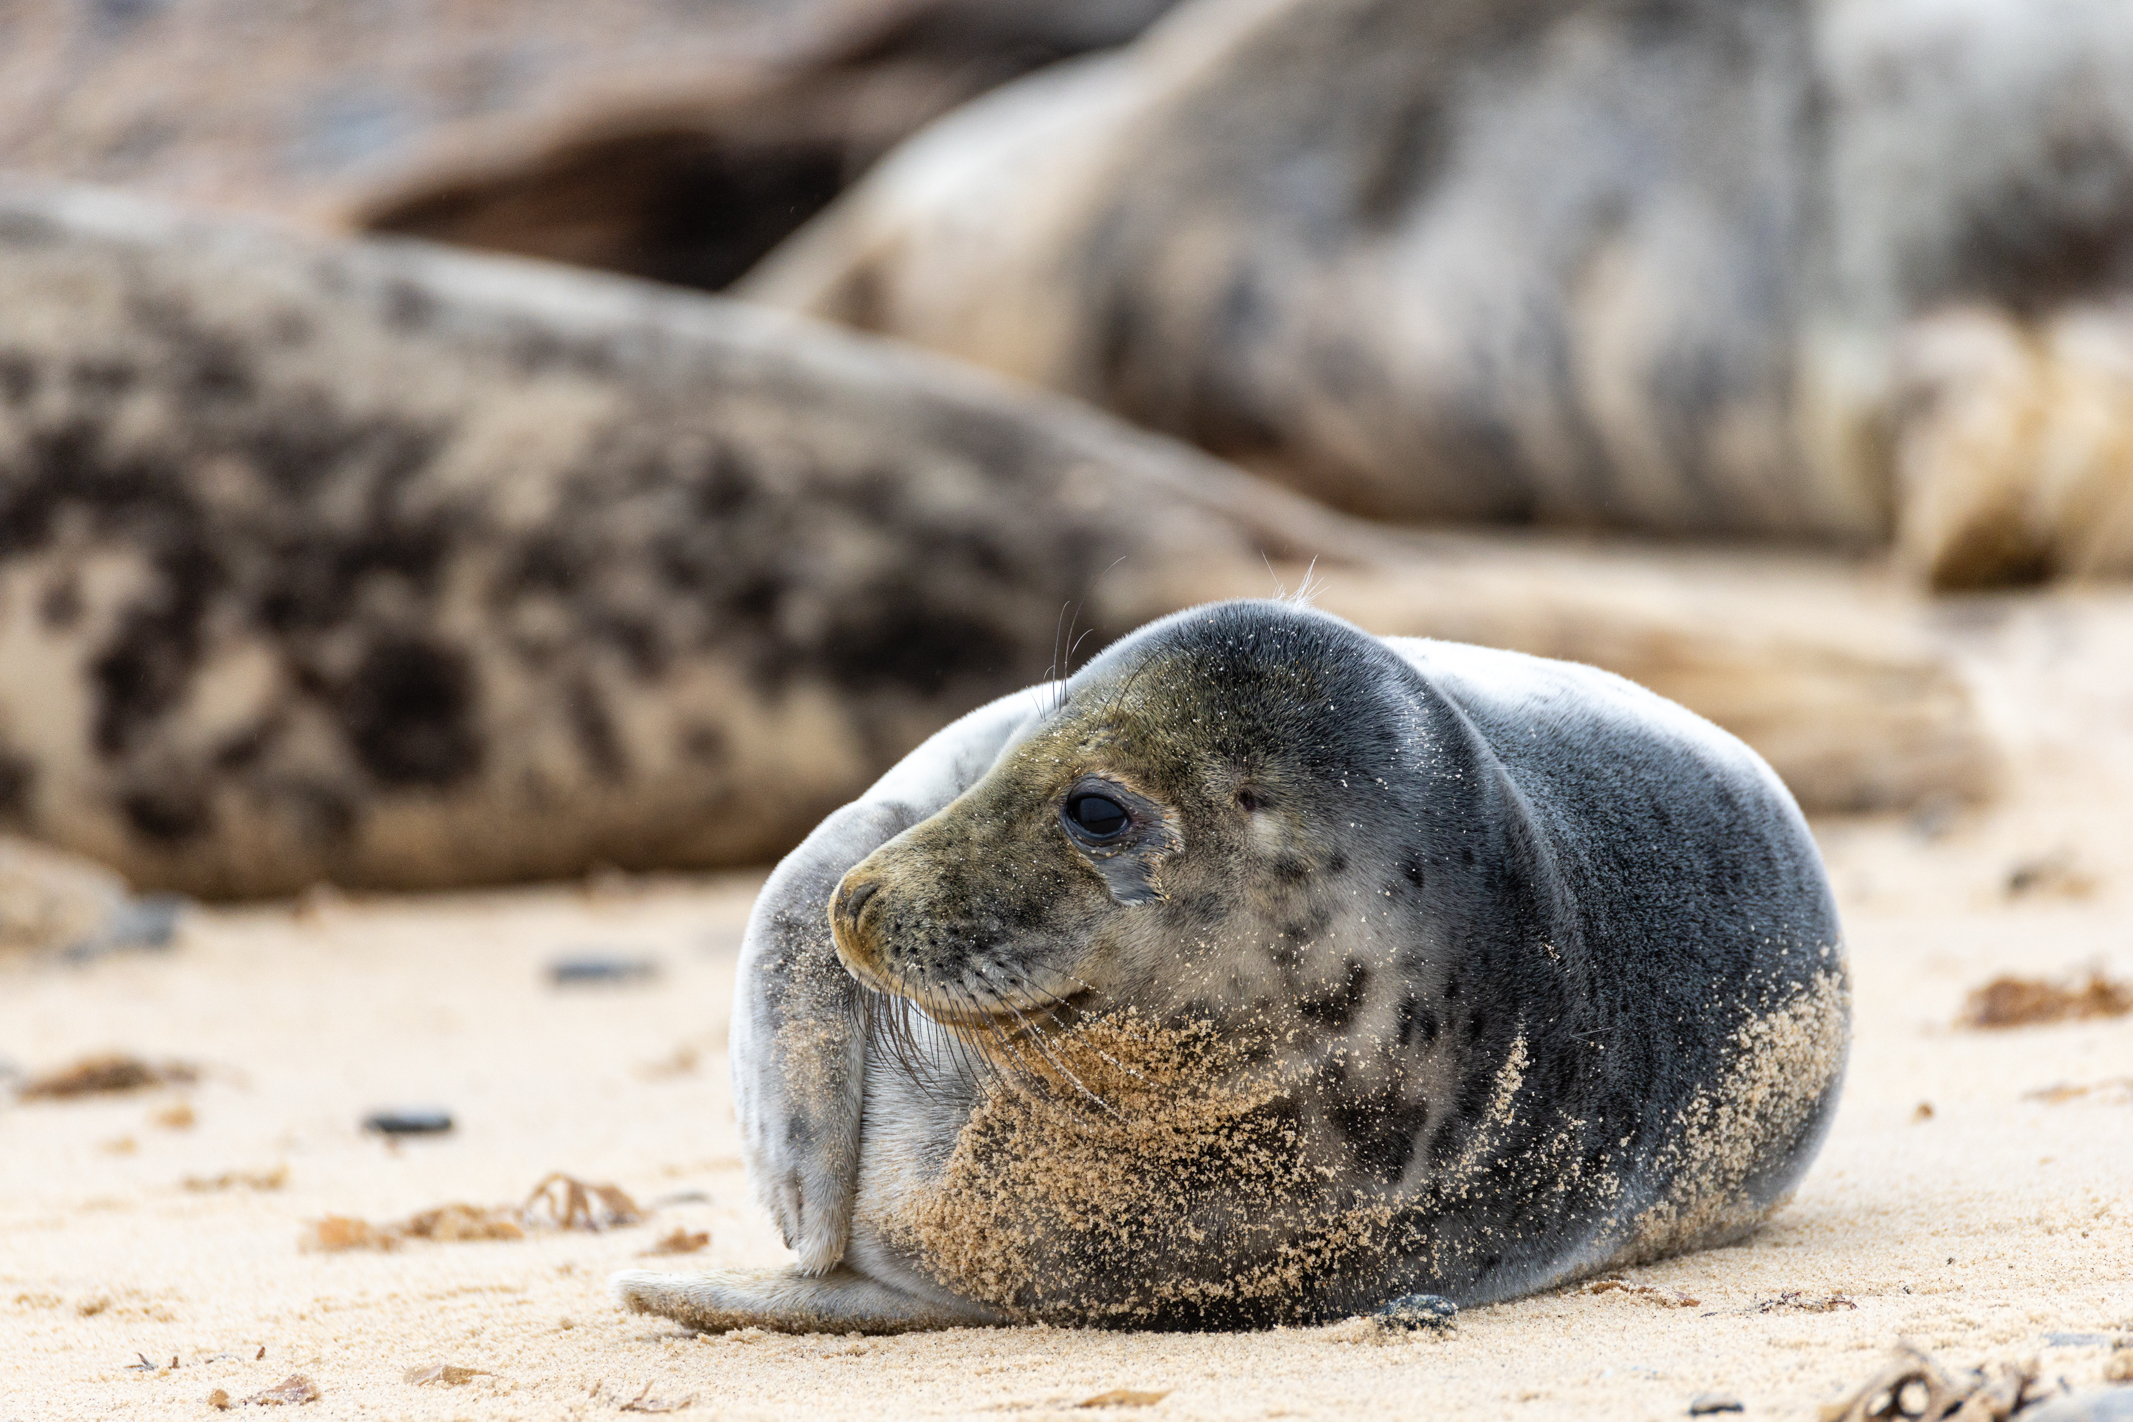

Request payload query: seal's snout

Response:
[842,878,880,919]
[829,870,891,982]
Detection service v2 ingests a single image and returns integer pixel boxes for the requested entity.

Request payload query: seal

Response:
[613,598,1849,1333]
[749,0,2133,561]
[0,182,1997,899]
[0,181,1333,896]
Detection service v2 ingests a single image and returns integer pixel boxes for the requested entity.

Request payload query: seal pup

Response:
[615,599,1849,1332]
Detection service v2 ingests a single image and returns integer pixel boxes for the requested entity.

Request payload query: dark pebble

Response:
[362,1109,453,1136]
[1689,1394,1745,1416]
[1374,1293,1457,1333]
[547,953,658,986]
[2021,1389,2133,1422]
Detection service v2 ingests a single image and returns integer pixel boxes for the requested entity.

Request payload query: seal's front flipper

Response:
[732,686,1051,1275]
[611,1266,1005,1335]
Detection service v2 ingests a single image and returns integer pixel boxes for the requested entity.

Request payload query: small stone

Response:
[1689,1394,1745,1415]
[362,1108,452,1136]
[547,953,657,986]
[1374,1293,1458,1333]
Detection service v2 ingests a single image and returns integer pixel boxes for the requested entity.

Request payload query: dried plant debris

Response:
[1079,1392,1170,1409]
[1584,1278,1702,1308]
[639,1228,709,1257]
[305,1204,526,1251]
[523,1173,642,1231]
[2024,1080,2133,1106]
[185,1165,288,1193]
[401,1203,531,1242]
[1818,1346,2038,1422]
[617,1383,695,1413]
[305,1216,402,1252]
[1757,1291,1858,1314]
[403,1363,491,1385]
[1961,973,2133,1030]
[306,1174,641,1250]
[1690,1396,1746,1416]
[153,1101,197,1129]
[2005,849,2098,900]
[208,1390,231,1409]
[242,1375,323,1406]
[18,1053,198,1099]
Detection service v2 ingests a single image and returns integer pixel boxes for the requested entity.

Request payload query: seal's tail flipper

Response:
[610,1266,1002,1335]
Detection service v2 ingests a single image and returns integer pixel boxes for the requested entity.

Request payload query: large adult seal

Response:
[615,599,1849,1332]
[748,0,2133,573]
[0,183,1996,898]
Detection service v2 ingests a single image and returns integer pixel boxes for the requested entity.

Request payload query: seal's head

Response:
[828,600,1429,1039]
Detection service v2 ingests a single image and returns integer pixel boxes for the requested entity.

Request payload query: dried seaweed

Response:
[184,1165,288,1193]
[638,1227,709,1257]
[304,1173,640,1251]
[1961,973,2133,1030]
[1756,1290,1857,1314]
[1583,1278,1702,1308]
[18,1054,197,1099]
[523,1173,642,1231]
[1818,1345,2036,1422]
[617,1382,694,1413]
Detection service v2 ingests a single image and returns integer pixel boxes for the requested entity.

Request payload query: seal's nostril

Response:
[843,880,880,921]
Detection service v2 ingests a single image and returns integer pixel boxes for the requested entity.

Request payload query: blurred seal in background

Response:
[0,184,1996,897]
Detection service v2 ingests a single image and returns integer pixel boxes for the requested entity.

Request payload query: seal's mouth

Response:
[848,965,1097,1046]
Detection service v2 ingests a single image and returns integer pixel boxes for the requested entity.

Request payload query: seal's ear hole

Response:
[1236,788,1264,813]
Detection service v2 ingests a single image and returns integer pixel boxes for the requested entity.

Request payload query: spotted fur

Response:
[0,183,1332,895]
[617,599,1848,1333]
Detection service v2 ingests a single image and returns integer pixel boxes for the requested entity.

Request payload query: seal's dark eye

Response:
[1065,793,1130,840]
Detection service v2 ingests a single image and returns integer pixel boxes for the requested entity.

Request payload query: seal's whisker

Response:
[858,984,952,1101]
[959,971,1053,1089]
[941,982,1006,1092]
[1048,601,1071,710]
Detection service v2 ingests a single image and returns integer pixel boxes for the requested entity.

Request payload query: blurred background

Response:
[7,0,2133,907]
[3,6,2131,1416]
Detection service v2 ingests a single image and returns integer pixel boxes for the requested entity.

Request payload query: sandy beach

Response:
[3,587,2130,1422]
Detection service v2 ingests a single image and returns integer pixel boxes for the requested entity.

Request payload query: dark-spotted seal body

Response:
[619,598,1847,1331]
